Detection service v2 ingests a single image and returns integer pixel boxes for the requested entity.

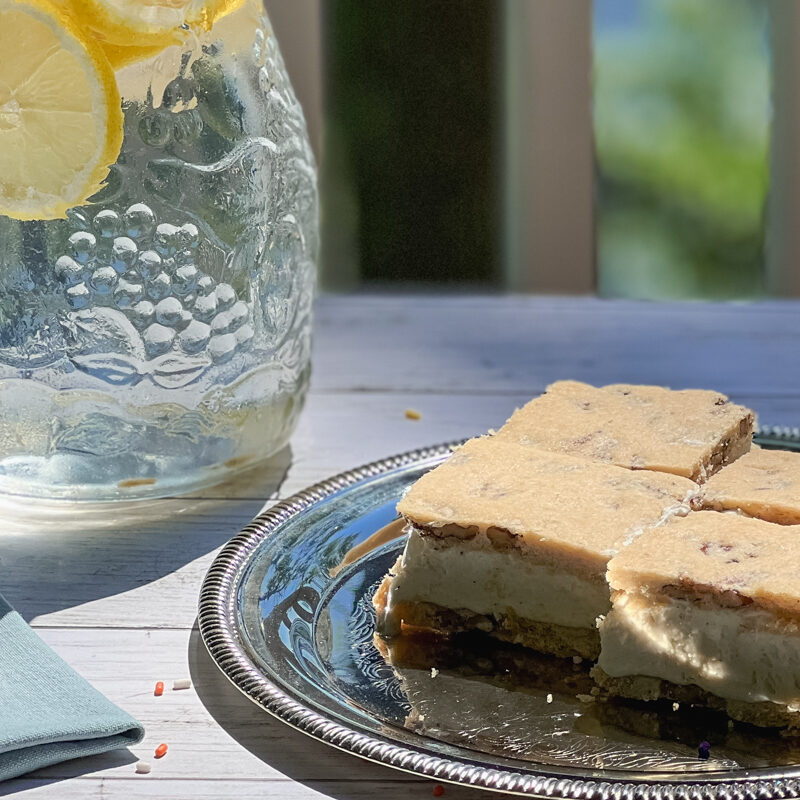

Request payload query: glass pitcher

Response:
[0,0,317,500]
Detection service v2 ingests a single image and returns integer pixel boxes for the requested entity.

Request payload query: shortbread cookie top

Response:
[397,436,697,574]
[496,381,754,482]
[703,447,800,524]
[608,511,800,616]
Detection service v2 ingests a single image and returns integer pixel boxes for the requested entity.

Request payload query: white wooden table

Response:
[3,294,798,799]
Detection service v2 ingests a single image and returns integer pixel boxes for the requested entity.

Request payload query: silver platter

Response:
[198,432,800,799]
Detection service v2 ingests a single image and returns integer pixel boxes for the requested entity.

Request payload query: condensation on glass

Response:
[0,1,317,500]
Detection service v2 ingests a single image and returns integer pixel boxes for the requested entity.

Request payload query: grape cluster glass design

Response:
[57,203,254,387]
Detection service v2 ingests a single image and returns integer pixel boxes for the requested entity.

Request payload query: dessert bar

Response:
[702,446,800,525]
[374,435,697,659]
[497,381,754,482]
[594,511,800,729]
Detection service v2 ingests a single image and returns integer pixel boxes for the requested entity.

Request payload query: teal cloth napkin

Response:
[0,595,144,781]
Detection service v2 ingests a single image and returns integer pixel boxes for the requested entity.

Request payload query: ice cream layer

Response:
[598,593,800,707]
[383,527,610,630]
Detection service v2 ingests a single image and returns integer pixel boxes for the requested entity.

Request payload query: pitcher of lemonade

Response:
[0,0,317,500]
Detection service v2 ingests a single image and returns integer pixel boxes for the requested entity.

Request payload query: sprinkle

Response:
[433,786,445,797]
[154,681,164,697]
[698,740,710,760]
[672,702,680,712]
[135,761,151,774]
[572,656,583,665]
[154,743,168,759]
[546,693,553,704]
[173,678,192,690]
[430,667,439,678]
[405,409,422,421]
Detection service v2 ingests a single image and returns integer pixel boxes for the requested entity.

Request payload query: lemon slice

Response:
[0,0,123,220]
[186,0,245,31]
[100,40,176,70]
[67,0,189,46]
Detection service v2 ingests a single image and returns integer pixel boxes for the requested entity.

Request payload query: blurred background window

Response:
[268,0,784,299]
[323,0,502,290]
[594,0,771,300]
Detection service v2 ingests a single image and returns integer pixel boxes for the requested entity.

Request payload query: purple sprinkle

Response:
[698,741,711,760]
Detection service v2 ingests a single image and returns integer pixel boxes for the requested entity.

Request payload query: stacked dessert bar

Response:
[374,381,800,730]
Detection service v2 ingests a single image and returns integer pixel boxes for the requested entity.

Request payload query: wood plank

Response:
[312,295,800,395]
[2,779,490,799]
[9,628,485,800]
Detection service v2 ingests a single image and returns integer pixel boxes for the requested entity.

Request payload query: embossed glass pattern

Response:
[0,0,317,500]
[200,433,800,799]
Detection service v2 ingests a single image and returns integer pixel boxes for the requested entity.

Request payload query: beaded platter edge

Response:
[197,429,800,800]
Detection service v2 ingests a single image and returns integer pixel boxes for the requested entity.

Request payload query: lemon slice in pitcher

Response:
[67,0,189,45]
[186,0,245,31]
[0,0,123,220]
[91,0,246,70]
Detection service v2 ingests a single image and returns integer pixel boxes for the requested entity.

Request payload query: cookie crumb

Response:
[672,702,680,712]
[430,667,439,678]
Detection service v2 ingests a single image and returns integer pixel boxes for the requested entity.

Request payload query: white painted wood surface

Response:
[2,294,799,798]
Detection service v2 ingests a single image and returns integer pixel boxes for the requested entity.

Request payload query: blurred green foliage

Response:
[594,0,770,299]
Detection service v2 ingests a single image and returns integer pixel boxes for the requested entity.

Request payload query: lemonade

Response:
[0,0,317,499]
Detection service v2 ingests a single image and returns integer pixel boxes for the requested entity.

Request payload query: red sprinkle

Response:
[433,786,445,797]
[154,743,168,759]
[154,681,164,697]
